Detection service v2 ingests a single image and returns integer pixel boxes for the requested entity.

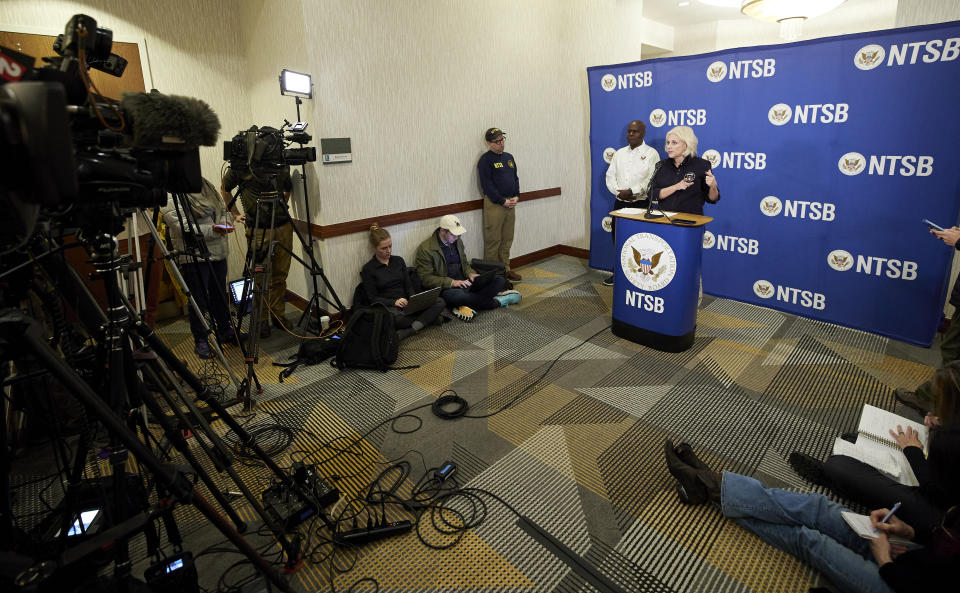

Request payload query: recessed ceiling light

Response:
[678,1,691,6]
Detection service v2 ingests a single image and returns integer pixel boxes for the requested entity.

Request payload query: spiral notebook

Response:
[832,404,929,486]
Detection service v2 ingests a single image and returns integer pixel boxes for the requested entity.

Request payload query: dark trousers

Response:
[441,275,506,310]
[181,259,231,342]
[916,316,960,407]
[391,297,446,331]
[823,454,945,538]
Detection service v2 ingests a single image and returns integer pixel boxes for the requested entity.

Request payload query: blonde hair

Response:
[666,126,698,157]
[369,223,391,247]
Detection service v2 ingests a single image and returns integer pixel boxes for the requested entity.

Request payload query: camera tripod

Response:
[135,194,243,391]
[0,226,339,591]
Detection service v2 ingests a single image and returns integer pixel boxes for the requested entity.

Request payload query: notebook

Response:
[468,269,498,292]
[839,511,922,550]
[403,287,441,315]
[832,404,929,486]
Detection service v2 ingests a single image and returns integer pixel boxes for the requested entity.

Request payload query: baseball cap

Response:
[439,214,467,235]
[485,127,505,141]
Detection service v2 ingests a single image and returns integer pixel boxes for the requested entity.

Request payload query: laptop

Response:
[468,269,498,292]
[403,287,441,314]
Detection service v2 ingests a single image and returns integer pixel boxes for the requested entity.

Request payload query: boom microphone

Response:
[120,91,220,148]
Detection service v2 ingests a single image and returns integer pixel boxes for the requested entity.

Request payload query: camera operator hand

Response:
[234,212,246,225]
[394,298,408,308]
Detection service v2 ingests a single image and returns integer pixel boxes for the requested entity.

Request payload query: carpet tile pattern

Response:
[14,254,941,593]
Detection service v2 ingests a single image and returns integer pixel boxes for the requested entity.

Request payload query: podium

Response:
[609,209,712,352]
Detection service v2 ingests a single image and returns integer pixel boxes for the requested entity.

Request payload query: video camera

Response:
[223,121,316,175]
[0,13,220,241]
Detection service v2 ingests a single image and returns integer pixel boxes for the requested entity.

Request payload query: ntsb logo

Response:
[703,149,766,170]
[601,71,653,91]
[707,58,775,82]
[769,102,848,125]
[838,152,866,176]
[649,109,666,128]
[706,234,759,255]
[768,103,791,126]
[760,196,782,216]
[754,280,826,310]
[603,147,616,164]
[702,231,715,249]
[856,39,960,70]
[827,249,854,271]
[649,107,706,128]
[839,152,933,176]
[601,216,613,233]
[702,150,721,168]
[855,44,886,70]
[620,233,676,292]
[761,196,835,221]
[753,280,774,299]
[828,249,918,280]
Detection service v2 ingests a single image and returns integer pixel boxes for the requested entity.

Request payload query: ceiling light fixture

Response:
[741,0,846,41]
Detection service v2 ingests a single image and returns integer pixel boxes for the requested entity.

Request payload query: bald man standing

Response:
[603,120,661,285]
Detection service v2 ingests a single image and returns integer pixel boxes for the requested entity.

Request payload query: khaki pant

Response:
[482,197,515,271]
[246,221,293,320]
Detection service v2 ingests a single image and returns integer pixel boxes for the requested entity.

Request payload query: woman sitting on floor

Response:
[789,362,960,539]
[663,440,958,593]
[360,224,445,340]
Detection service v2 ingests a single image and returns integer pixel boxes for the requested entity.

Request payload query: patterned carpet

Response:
[25,254,938,593]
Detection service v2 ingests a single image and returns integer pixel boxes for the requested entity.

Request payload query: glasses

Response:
[490,138,505,144]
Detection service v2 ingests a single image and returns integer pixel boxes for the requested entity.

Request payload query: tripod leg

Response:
[0,310,293,592]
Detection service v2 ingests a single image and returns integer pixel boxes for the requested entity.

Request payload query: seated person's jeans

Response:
[440,275,506,310]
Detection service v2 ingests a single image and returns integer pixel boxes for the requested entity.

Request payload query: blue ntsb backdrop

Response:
[587,21,960,346]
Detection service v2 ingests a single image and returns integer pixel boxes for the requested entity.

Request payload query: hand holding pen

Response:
[869,504,914,540]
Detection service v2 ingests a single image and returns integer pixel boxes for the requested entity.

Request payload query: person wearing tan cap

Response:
[478,127,521,282]
[414,214,520,321]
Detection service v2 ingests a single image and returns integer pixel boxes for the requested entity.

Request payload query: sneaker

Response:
[894,387,931,414]
[452,306,476,322]
[788,452,830,487]
[194,340,214,359]
[494,292,521,307]
[506,270,522,281]
[496,288,521,296]
[602,275,615,286]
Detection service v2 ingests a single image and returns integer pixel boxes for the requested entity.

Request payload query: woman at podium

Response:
[649,126,720,215]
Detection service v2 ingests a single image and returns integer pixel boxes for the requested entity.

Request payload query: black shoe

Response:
[840,431,858,444]
[788,452,830,487]
[894,387,931,415]
[259,323,272,339]
[602,275,614,286]
[674,442,710,471]
[664,439,708,504]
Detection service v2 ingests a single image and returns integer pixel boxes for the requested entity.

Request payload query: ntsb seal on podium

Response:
[620,233,676,292]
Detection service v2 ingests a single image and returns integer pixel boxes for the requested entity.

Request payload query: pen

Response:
[874,501,902,533]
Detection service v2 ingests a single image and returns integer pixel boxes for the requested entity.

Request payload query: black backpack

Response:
[332,304,399,372]
[276,335,343,381]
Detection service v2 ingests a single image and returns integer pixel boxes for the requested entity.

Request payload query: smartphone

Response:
[923,218,944,231]
[213,224,234,231]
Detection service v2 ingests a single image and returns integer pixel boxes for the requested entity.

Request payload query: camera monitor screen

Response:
[229,279,252,304]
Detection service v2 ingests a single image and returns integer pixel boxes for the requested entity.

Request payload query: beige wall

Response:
[4,0,959,312]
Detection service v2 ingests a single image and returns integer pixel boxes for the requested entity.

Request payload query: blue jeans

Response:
[721,472,894,593]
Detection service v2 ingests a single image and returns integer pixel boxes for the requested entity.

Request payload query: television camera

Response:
[222,122,317,176]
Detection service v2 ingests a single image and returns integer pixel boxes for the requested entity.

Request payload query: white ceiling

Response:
[641,0,879,28]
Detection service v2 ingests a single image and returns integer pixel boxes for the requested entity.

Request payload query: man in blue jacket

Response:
[478,127,521,282]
